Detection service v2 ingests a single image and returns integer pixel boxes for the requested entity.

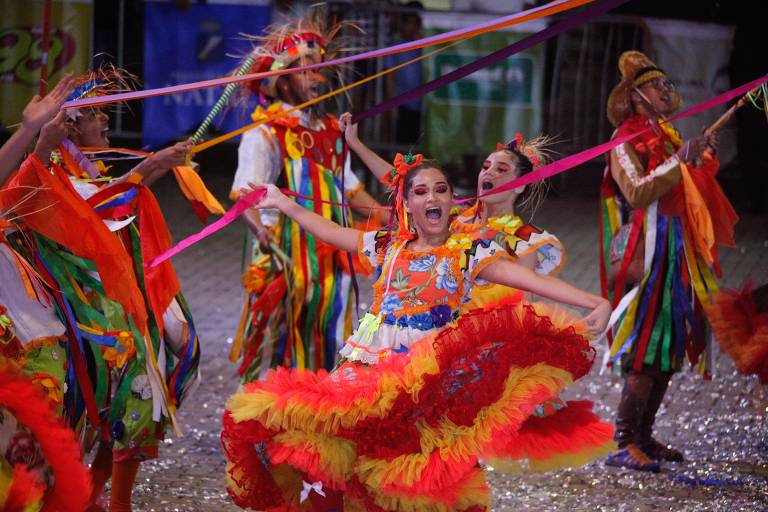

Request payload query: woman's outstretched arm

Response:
[250,183,361,253]
[479,258,611,335]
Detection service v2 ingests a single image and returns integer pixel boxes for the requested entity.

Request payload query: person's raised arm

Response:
[250,183,360,253]
[0,75,75,184]
[339,112,392,181]
[33,110,70,162]
[479,258,611,335]
[110,139,192,188]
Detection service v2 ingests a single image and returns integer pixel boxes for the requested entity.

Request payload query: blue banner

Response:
[143,0,270,146]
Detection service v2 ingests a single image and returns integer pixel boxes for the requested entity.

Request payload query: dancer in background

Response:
[229,12,383,380]
[3,69,200,511]
[601,51,738,472]
[1,80,91,512]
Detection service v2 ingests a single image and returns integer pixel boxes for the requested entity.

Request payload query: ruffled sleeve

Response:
[357,229,392,278]
[506,224,567,276]
[451,227,510,284]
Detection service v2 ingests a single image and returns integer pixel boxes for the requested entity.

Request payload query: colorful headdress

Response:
[238,13,348,101]
[493,133,555,216]
[607,50,682,127]
[65,64,137,121]
[496,132,552,169]
[381,153,424,240]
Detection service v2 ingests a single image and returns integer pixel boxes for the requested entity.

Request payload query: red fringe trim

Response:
[222,304,597,510]
[343,473,489,512]
[0,365,91,512]
[504,400,614,461]
[706,284,768,384]
[221,411,283,510]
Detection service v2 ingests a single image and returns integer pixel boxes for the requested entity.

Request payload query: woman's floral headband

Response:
[381,152,424,188]
[380,152,424,241]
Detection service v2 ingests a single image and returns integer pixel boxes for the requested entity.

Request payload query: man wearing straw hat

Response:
[601,50,737,472]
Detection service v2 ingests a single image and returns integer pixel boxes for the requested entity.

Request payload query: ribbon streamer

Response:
[470,73,768,201]
[149,188,265,267]
[354,0,627,123]
[150,74,768,267]
[192,40,460,153]
[62,0,591,110]
[193,0,622,153]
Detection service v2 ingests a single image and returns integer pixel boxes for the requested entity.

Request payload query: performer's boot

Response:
[606,373,660,472]
[86,442,113,511]
[636,372,683,462]
[110,459,141,512]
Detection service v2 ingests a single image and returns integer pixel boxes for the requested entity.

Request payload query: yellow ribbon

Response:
[192,40,463,153]
[171,166,226,215]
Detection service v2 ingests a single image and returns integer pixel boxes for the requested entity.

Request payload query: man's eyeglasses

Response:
[640,77,676,92]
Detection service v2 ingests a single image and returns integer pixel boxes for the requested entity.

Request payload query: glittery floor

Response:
[122,173,768,511]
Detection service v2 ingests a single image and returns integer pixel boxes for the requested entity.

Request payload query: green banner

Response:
[0,0,93,128]
[423,27,544,180]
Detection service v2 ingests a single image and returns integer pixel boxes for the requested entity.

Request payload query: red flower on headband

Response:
[381,152,424,188]
[378,153,424,241]
[499,133,543,169]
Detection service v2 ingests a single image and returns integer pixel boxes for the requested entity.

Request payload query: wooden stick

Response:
[38,0,52,96]
[704,86,764,135]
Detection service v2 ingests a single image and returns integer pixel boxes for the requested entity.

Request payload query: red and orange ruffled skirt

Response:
[222,303,614,511]
[706,283,768,384]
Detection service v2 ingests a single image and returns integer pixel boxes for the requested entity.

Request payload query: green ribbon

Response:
[600,199,615,302]
[644,227,675,370]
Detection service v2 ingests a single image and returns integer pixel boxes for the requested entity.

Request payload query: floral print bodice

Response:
[340,227,507,364]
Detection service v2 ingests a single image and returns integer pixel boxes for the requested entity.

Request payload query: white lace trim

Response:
[339,322,435,365]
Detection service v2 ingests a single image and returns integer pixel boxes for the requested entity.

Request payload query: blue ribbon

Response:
[93,186,137,211]
[611,215,668,363]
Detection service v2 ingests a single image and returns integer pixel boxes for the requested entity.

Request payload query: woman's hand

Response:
[338,112,360,149]
[241,183,288,211]
[581,299,612,336]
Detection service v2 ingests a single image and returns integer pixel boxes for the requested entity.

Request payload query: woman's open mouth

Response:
[481,180,494,191]
[425,206,442,223]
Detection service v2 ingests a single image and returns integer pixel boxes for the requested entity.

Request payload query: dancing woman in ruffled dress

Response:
[222,157,612,511]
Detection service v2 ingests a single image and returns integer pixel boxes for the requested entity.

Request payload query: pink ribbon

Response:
[63,0,582,110]
[467,73,768,201]
[149,188,265,267]
[148,185,390,267]
[150,74,768,266]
